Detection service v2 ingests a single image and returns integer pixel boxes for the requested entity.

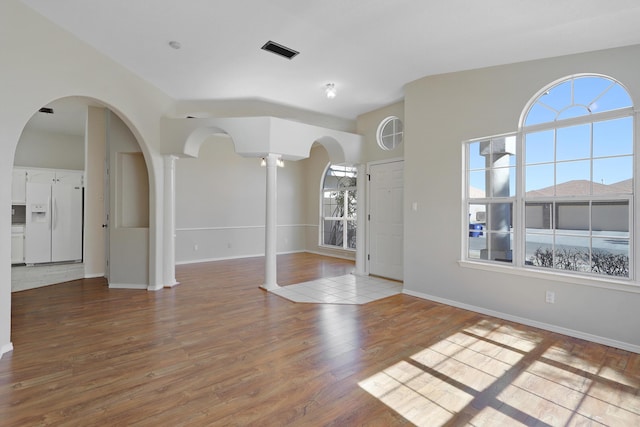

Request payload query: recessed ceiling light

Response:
[168,40,181,50]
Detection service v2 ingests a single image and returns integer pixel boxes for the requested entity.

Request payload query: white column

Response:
[355,163,366,275]
[261,154,280,290]
[163,155,179,287]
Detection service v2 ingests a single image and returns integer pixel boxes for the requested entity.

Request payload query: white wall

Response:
[107,112,150,287]
[357,101,405,163]
[0,0,173,357]
[175,136,308,263]
[174,137,358,264]
[14,128,84,170]
[403,44,640,351]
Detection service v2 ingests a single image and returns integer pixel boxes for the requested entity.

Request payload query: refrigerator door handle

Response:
[51,196,56,230]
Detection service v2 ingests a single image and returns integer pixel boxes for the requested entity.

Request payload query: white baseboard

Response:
[175,250,306,266]
[1,342,13,359]
[108,283,148,290]
[403,288,640,354]
[84,273,105,279]
[305,249,356,261]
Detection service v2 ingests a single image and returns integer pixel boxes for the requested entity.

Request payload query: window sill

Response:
[319,245,356,253]
[458,259,640,294]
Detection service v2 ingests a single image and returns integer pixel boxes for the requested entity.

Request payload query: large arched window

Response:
[321,164,357,250]
[465,74,635,279]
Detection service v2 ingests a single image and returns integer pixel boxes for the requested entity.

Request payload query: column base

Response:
[260,283,280,291]
[164,281,180,288]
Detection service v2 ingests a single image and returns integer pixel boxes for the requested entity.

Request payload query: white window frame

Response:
[461,74,639,290]
[319,164,357,251]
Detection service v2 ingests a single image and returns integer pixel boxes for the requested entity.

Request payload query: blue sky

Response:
[468,76,633,195]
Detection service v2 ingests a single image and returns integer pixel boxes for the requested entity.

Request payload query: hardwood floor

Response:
[1,252,639,426]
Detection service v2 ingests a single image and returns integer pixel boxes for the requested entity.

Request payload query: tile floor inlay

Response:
[269,274,403,304]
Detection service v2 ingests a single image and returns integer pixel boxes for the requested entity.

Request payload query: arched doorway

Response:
[11,97,150,291]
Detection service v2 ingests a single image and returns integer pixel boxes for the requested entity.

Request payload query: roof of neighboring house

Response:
[468,186,486,198]
[469,179,632,199]
[526,179,632,197]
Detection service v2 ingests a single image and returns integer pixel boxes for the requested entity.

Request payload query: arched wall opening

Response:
[172,121,362,266]
[10,96,152,292]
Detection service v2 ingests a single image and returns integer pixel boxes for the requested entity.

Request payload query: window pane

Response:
[323,175,340,190]
[556,124,590,161]
[468,170,487,198]
[556,160,590,196]
[508,167,516,197]
[323,219,343,247]
[592,157,632,194]
[554,236,590,272]
[525,234,553,267]
[525,130,554,164]
[468,141,486,169]
[591,238,629,277]
[490,167,515,197]
[573,76,615,108]
[347,190,357,218]
[542,80,572,112]
[323,191,340,217]
[493,136,516,167]
[592,201,628,234]
[469,203,486,225]
[486,203,512,232]
[525,164,554,195]
[347,220,357,249]
[593,117,633,157]
[525,103,556,126]
[556,202,589,234]
[593,83,633,112]
[525,202,552,232]
[485,232,512,263]
[468,230,486,260]
[325,165,357,189]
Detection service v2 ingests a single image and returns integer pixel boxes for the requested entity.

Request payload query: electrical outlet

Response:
[545,290,555,304]
[193,244,198,251]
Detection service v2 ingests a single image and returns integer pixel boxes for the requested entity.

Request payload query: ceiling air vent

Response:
[38,107,54,114]
[261,40,299,60]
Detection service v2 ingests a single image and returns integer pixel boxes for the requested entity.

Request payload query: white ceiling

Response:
[20,0,640,121]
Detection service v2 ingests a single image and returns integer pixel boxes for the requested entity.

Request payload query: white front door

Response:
[368,160,404,281]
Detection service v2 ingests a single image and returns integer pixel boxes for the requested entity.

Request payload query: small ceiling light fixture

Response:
[168,40,181,50]
[260,157,285,168]
[325,83,337,99]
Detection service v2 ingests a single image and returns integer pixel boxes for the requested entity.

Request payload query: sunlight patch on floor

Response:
[358,320,640,426]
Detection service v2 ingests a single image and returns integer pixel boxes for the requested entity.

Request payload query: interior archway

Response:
[11,96,151,293]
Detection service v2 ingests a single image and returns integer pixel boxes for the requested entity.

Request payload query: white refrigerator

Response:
[25,180,83,264]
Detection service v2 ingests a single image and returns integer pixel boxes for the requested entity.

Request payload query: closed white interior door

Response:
[368,160,404,281]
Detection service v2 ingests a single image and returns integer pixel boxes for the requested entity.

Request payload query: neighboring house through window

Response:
[321,164,357,250]
[465,74,634,279]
